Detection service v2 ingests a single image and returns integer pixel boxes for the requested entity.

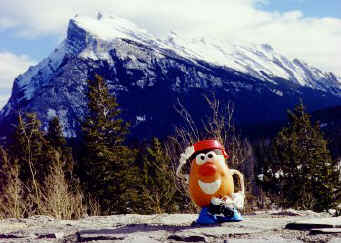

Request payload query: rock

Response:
[0,211,341,242]
[271,209,305,216]
[0,222,26,234]
[329,238,341,243]
[168,234,207,242]
[310,228,341,234]
[285,217,341,230]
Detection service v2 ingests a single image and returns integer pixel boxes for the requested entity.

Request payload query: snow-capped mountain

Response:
[1,14,341,139]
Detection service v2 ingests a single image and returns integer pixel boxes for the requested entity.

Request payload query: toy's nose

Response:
[199,162,217,176]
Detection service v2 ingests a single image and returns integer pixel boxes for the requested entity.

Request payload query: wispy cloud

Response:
[0,52,36,108]
[0,52,36,89]
[0,17,18,30]
[0,0,340,75]
[0,94,10,109]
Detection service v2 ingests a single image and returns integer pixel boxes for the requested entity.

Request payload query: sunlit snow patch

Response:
[47,108,57,120]
[136,115,146,122]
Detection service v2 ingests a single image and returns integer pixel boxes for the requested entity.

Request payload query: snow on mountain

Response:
[1,13,341,139]
[70,14,341,94]
[14,41,68,100]
[73,14,170,62]
[163,31,341,94]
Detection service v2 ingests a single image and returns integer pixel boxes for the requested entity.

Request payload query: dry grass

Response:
[0,146,86,219]
[0,148,27,218]
[86,194,101,216]
[16,113,42,208]
[0,112,98,219]
[39,151,84,219]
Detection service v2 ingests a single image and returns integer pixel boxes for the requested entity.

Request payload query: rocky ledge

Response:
[1,210,341,242]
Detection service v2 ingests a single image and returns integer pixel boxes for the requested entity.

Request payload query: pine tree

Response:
[138,138,180,214]
[270,102,339,211]
[46,117,76,188]
[80,74,137,214]
[12,113,51,187]
[47,117,67,148]
[3,113,84,218]
[9,112,58,215]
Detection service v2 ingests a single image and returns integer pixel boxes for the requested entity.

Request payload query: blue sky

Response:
[0,0,341,108]
[0,31,59,61]
[258,0,341,18]
[1,0,340,61]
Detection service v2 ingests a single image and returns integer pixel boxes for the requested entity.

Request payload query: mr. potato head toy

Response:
[177,139,245,224]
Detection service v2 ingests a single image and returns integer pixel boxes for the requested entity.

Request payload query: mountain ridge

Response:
[1,14,341,139]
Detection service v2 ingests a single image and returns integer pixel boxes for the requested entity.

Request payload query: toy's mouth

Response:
[198,179,221,195]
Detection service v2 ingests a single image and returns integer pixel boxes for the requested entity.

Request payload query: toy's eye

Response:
[206,151,216,160]
[195,153,206,165]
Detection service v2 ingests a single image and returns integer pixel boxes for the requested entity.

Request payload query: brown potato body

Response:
[188,158,234,207]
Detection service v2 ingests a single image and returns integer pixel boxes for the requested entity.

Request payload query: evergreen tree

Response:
[138,138,180,213]
[80,74,137,214]
[47,117,67,148]
[9,112,59,215]
[12,113,51,187]
[269,102,339,211]
[2,113,84,218]
[46,117,76,187]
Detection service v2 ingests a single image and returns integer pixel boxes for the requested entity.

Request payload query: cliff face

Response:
[1,15,341,139]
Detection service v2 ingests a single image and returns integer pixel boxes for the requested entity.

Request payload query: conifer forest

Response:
[1,75,341,219]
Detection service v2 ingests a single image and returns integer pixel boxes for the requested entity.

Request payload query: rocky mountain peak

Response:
[68,14,157,45]
[64,14,341,94]
[0,15,341,140]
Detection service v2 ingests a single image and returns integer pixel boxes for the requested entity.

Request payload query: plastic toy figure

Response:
[176,139,245,224]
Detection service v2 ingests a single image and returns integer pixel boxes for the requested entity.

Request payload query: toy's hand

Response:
[184,146,195,160]
[177,146,194,182]
[211,197,224,205]
[223,196,234,208]
[210,197,234,217]
[179,146,194,164]
[231,192,245,210]
[179,153,187,165]
[222,193,245,210]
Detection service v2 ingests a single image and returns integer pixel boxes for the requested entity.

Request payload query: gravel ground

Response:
[0,210,340,243]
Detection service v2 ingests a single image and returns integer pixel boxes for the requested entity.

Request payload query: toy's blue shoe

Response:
[196,207,218,224]
[217,208,243,222]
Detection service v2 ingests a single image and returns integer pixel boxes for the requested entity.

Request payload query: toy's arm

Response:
[222,169,245,210]
[176,146,194,184]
